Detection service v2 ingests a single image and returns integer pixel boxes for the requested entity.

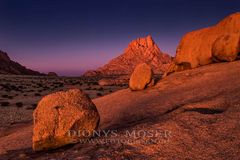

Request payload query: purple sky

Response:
[0,0,240,76]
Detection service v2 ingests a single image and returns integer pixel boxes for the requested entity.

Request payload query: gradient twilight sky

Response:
[0,0,240,76]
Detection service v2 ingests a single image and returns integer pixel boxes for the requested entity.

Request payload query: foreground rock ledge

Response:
[32,89,100,151]
[129,63,154,90]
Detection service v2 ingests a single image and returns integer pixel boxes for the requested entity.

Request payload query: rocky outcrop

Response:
[165,12,240,75]
[84,35,172,76]
[0,50,43,75]
[33,89,100,151]
[47,72,58,77]
[129,63,154,90]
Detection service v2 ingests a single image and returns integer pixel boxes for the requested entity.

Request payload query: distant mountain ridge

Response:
[84,35,172,76]
[0,50,43,75]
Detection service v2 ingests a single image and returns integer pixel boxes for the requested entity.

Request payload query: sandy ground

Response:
[0,61,240,159]
[0,75,127,133]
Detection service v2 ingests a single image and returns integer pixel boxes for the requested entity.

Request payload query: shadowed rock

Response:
[0,50,43,75]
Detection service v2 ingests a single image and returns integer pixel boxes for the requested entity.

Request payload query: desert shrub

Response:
[98,87,104,91]
[1,84,11,91]
[31,103,38,109]
[37,83,43,88]
[85,87,92,90]
[92,82,98,85]
[43,86,50,90]
[97,93,102,96]
[34,93,41,96]
[18,85,24,89]
[16,102,23,108]
[1,95,8,98]
[26,104,37,110]
[10,85,20,91]
[1,101,10,106]
[58,83,64,87]
[7,96,13,99]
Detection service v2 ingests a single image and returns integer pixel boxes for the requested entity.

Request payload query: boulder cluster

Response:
[165,12,240,75]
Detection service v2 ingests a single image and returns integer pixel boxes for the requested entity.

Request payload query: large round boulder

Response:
[33,89,100,151]
[129,63,154,91]
[212,34,240,62]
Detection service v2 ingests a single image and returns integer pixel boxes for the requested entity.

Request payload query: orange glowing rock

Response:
[84,35,172,76]
[212,33,240,62]
[32,89,100,151]
[165,12,240,75]
[129,63,154,91]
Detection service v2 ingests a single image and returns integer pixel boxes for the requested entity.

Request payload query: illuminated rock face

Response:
[165,12,240,75]
[129,63,154,91]
[33,89,100,151]
[212,34,240,62]
[84,35,172,76]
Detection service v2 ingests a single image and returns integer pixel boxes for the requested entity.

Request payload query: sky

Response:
[0,0,240,76]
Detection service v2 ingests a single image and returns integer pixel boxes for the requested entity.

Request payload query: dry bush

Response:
[16,102,23,108]
[1,101,10,106]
